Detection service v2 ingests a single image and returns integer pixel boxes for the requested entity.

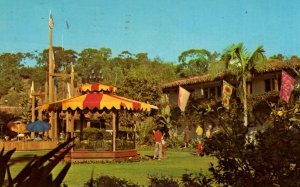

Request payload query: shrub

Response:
[180,172,213,187]
[0,138,74,186]
[203,101,300,186]
[84,172,213,187]
[148,175,179,187]
[84,175,139,187]
[83,128,104,141]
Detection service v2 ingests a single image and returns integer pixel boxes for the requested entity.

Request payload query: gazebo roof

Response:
[40,93,155,112]
[78,83,117,94]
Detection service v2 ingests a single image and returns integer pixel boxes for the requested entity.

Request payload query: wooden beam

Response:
[112,111,116,152]
[50,73,71,78]
[32,92,45,97]
[31,96,35,139]
[49,22,55,139]
[275,72,279,91]
[215,86,218,99]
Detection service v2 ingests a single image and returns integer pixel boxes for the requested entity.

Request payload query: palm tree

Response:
[209,43,265,127]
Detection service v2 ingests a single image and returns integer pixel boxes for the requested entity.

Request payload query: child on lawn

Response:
[197,140,203,157]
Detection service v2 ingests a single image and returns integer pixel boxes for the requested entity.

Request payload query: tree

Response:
[0,53,24,97]
[37,47,77,72]
[117,66,162,105]
[269,53,285,61]
[204,97,300,186]
[135,52,149,62]
[76,48,111,84]
[209,43,265,127]
[177,49,219,77]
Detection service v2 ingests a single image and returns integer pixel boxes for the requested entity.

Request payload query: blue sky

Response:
[1,0,300,64]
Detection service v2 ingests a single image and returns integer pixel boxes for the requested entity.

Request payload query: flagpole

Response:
[48,11,56,140]
[49,11,54,103]
[31,81,35,139]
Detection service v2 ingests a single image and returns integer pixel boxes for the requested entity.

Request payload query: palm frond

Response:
[208,61,226,78]
[247,45,265,70]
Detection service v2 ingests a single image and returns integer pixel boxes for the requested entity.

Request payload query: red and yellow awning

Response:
[41,93,153,112]
[78,83,116,94]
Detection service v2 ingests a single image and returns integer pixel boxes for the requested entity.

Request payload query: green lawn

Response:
[8,150,215,187]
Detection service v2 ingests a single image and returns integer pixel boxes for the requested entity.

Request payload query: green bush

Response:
[84,172,213,187]
[82,128,103,141]
[180,172,213,187]
[84,175,139,187]
[148,175,179,187]
[203,101,300,186]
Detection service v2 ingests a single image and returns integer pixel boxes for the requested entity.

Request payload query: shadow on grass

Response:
[8,154,41,165]
[145,154,154,159]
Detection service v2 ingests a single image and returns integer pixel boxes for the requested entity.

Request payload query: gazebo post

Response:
[116,111,119,138]
[112,110,117,152]
[31,95,36,139]
[80,112,85,142]
[69,111,75,138]
[134,123,136,149]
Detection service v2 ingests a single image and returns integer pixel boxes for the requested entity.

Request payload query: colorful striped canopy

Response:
[41,93,153,112]
[78,83,116,94]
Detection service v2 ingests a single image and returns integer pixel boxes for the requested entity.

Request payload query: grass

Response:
[8,149,215,187]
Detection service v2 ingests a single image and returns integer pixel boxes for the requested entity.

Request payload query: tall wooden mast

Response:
[48,12,56,139]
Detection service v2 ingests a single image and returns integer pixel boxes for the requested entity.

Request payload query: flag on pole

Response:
[49,13,54,29]
[30,81,34,98]
[178,86,190,112]
[222,80,233,109]
[279,71,295,103]
[66,21,70,29]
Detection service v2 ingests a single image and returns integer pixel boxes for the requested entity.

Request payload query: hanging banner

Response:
[279,71,295,103]
[178,86,190,112]
[222,80,233,109]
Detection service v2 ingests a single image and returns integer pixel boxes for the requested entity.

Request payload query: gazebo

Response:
[40,83,156,161]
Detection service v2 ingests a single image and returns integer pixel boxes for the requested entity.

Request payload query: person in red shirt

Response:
[153,128,162,160]
[197,140,203,157]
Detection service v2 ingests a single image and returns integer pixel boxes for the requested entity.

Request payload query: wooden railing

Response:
[0,141,58,151]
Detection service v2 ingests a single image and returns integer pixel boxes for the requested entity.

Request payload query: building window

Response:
[265,78,277,92]
[210,87,215,98]
[204,88,208,99]
[265,79,271,92]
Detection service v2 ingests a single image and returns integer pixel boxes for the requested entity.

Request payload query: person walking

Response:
[195,124,203,140]
[184,126,191,148]
[153,128,163,160]
[197,140,203,157]
[205,125,212,139]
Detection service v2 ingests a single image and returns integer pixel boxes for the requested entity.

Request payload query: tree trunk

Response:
[243,75,248,127]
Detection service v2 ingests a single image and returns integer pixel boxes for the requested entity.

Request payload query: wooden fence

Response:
[0,141,57,151]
